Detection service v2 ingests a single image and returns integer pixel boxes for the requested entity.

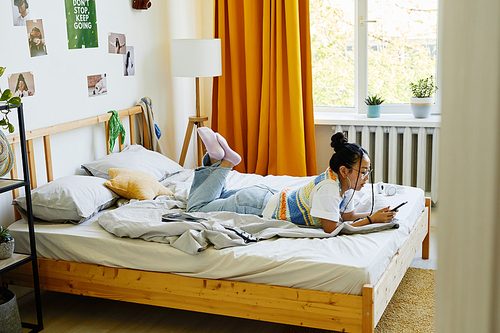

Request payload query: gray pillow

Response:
[81,145,183,181]
[13,175,119,224]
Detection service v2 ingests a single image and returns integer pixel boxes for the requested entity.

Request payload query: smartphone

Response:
[390,201,408,212]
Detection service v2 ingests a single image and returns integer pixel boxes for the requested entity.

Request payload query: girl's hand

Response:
[369,206,395,223]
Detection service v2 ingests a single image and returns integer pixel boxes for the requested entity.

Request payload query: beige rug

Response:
[282,267,435,333]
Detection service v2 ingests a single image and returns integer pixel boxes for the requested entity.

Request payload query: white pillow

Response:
[13,175,120,224]
[81,145,183,181]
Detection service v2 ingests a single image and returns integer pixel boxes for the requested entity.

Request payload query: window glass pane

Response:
[368,0,438,104]
[310,0,355,107]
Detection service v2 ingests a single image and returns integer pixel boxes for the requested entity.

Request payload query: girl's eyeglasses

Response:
[350,167,372,180]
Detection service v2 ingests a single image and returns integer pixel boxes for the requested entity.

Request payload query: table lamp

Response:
[171,39,222,166]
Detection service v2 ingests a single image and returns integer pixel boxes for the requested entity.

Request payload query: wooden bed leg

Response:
[362,284,374,333]
[422,197,432,260]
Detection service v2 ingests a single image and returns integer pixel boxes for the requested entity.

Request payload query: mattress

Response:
[8,169,425,295]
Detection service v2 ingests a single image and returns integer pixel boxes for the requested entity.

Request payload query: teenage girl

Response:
[186,128,395,233]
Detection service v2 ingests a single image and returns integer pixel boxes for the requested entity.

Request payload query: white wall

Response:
[0,0,213,227]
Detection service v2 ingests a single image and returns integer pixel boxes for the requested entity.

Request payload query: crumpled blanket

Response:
[98,197,399,255]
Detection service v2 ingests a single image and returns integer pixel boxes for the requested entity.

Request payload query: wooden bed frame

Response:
[2,105,431,332]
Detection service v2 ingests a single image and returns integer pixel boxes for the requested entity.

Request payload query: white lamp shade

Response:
[171,39,222,78]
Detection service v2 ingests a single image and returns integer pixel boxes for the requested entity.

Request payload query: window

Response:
[310,0,439,114]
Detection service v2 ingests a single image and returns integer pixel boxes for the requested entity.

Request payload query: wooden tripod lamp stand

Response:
[171,39,222,166]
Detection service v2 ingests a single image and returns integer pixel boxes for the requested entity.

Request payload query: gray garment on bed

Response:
[98,198,399,255]
[136,97,164,155]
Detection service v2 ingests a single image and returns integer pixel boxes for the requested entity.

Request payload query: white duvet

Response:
[9,169,425,295]
[98,200,398,255]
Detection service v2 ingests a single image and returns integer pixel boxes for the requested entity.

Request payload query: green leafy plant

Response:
[0,67,22,133]
[364,94,385,105]
[0,226,13,244]
[409,75,438,98]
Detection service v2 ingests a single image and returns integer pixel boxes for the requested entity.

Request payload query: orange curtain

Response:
[212,0,317,177]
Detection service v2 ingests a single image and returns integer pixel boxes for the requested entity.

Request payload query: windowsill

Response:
[314,112,441,127]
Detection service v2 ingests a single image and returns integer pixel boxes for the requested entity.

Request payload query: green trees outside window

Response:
[310,0,438,108]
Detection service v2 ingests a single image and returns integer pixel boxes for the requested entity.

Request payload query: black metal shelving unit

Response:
[0,103,43,332]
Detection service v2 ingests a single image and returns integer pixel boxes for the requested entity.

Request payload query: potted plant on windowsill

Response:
[365,94,385,118]
[409,75,438,118]
[0,226,14,260]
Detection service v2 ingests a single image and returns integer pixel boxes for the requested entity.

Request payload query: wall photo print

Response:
[124,46,135,76]
[12,0,30,26]
[87,74,107,97]
[8,72,35,98]
[26,20,47,57]
[65,0,98,49]
[108,33,126,54]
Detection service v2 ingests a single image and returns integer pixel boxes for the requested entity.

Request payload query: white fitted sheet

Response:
[9,169,425,295]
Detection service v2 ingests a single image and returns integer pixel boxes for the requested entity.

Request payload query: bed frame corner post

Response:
[362,284,375,333]
[422,197,432,259]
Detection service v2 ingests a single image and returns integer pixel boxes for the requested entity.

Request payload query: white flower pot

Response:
[410,96,434,118]
[0,239,14,260]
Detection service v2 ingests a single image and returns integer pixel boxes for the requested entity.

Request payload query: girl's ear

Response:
[339,166,348,178]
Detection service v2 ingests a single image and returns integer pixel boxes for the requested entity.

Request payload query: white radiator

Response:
[333,125,439,202]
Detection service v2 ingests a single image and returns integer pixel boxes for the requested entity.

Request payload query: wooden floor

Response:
[15,211,438,332]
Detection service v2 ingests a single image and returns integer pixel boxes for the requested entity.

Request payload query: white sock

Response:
[216,133,241,166]
[197,128,225,160]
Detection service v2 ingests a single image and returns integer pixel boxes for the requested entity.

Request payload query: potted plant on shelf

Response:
[365,94,385,118]
[409,75,438,118]
[0,226,14,260]
[0,67,20,177]
[0,67,21,133]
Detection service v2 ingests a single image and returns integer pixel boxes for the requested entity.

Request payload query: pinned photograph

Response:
[123,46,135,76]
[12,0,30,26]
[26,19,47,57]
[108,33,126,54]
[8,72,35,98]
[87,74,107,97]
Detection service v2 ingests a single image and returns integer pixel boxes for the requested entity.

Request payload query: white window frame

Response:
[313,0,442,115]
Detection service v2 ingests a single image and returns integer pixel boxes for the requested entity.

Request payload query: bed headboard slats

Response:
[105,121,110,155]
[129,115,136,146]
[5,106,145,219]
[142,117,150,150]
[119,133,125,152]
[27,139,37,189]
[43,135,54,182]
[9,143,21,220]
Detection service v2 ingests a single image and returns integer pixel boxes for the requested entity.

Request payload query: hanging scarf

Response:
[107,110,126,153]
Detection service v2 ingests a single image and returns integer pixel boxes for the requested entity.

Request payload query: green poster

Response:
[65,0,98,49]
